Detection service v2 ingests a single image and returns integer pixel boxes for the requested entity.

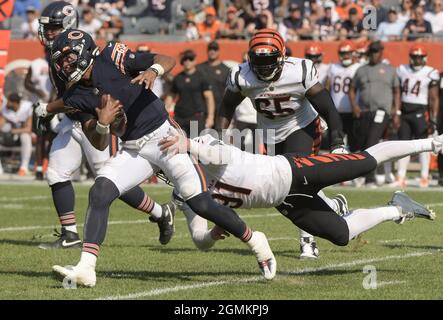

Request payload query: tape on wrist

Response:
[96,121,110,135]
[149,64,164,76]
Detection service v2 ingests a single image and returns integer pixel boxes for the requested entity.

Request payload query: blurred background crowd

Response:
[3,0,443,42]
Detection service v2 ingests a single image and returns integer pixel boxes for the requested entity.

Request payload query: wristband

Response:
[96,121,110,135]
[395,110,402,116]
[149,63,164,76]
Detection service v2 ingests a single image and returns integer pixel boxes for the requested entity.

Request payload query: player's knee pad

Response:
[89,177,120,208]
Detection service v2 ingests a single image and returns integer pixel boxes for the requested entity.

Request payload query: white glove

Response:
[34,102,50,118]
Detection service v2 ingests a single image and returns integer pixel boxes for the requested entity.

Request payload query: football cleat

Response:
[247,231,277,280]
[332,194,349,216]
[52,264,96,288]
[300,237,319,259]
[149,201,176,245]
[388,191,436,224]
[38,227,81,250]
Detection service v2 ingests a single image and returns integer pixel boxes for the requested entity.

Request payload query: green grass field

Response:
[0,183,442,300]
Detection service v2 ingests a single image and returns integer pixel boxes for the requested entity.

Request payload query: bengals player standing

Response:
[304,44,329,86]
[325,41,361,152]
[218,29,346,259]
[394,45,440,188]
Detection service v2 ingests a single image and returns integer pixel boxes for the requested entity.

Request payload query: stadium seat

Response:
[123,0,149,17]
[138,16,161,34]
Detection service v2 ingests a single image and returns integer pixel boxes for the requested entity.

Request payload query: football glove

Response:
[33,102,50,118]
[331,144,349,154]
[36,115,55,134]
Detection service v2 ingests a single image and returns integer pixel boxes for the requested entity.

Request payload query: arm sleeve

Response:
[188,136,232,166]
[67,111,95,124]
[123,50,156,75]
[63,86,100,117]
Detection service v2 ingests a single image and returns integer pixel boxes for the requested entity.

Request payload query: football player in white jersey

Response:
[34,1,175,250]
[159,131,437,252]
[218,29,346,259]
[325,41,361,152]
[394,45,440,188]
[304,44,330,86]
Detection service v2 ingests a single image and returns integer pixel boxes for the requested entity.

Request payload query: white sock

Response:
[78,251,97,269]
[397,156,410,179]
[344,207,401,240]
[419,152,430,178]
[64,225,77,234]
[150,203,163,219]
[299,228,314,239]
[182,201,216,250]
[366,138,433,165]
[20,133,32,170]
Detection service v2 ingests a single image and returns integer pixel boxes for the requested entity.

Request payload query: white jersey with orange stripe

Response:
[227,57,319,144]
[190,135,292,209]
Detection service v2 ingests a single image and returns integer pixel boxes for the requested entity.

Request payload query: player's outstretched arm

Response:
[34,98,73,118]
[306,83,345,151]
[217,89,245,130]
[130,53,176,90]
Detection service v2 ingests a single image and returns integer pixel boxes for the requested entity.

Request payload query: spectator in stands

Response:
[144,0,173,34]
[402,5,433,41]
[371,0,389,28]
[335,0,363,22]
[197,7,221,41]
[278,4,310,41]
[338,7,368,40]
[165,50,215,137]
[197,41,230,127]
[219,6,246,39]
[246,9,277,35]
[12,0,40,18]
[398,0,414,24]
[376,7,406,41]
[349,41,400,186]
[21,6,39,39]
[79,7,102,40]
[185,20,200,41]
[0,93,33,176]
[88,0,123,41]
[424,0,443,34]
[314,3,336,41]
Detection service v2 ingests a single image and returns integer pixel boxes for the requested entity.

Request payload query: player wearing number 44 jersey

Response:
[218,29,346,260]
[159,131,437,253]
[393,45,440,188]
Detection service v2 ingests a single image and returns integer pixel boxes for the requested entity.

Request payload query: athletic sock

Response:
[344,207,401,240]
[240,226,253,242]
[299,228,314,240]
[79,249,97,269]
[419,152,430,179]
[59,212,77,234]
[51,181,77,234]
[397,156,410,179]
[137,194,163,219]
[366,138,434,165]
[119,186,162,219]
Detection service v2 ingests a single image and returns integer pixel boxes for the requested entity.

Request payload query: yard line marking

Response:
[377,239,406,244]
[0,212,280,232]
[96,249,442,300]
[0,195,50,202]
[377,280,407,288]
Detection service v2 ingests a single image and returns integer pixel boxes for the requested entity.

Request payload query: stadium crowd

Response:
[2,0,443,189]
[5,0,443,41]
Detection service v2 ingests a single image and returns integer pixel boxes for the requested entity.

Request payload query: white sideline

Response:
[0,212,280,232]
[96,249,442,300]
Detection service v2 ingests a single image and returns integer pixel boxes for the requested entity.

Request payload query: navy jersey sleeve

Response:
[63,85,101,118]
[66,111,95,124]
[101,42,156,77]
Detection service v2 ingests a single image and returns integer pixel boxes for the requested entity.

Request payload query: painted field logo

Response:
[362,265,377,289]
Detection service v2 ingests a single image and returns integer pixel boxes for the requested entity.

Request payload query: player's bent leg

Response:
[119,186,176,245]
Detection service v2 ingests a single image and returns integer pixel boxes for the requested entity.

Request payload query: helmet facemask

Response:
[410,54,427,71]
[305,54,322,66]
[339,51,354,67]
[248,50,284,81]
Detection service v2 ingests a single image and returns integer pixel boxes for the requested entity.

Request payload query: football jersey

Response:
[63,42,168,141]
[227,57,319,144]
[193,135,292,209]
[316,63,330,86]
[397,64,440,106]
[2,100,33,128]
[327,62,361,113]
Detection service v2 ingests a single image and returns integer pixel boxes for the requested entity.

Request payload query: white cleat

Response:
[299,237,319,259]
[432,134,443,154]
[52,264,96,288]
[247,231,277,280]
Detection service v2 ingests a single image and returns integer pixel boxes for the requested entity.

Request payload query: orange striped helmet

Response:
[409,44,427,70]
[248,29,286,81]
[338,40,355,66]
[304,44,323,65]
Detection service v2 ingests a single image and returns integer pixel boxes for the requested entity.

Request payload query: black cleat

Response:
[388,191,436,224]
[38,227,82,249]
[332,194,349,216]
[149,202,176,245]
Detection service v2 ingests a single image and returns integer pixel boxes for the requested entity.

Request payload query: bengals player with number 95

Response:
[218,29,347,260]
